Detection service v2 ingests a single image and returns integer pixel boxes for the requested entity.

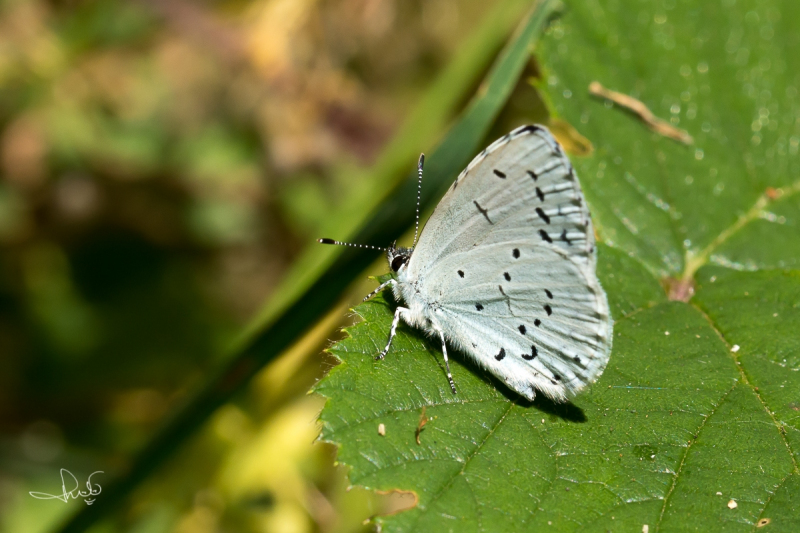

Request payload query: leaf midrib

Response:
[691,303,800,473]
[647,301,800,531]
[592,173,800,282]
[405,401,515,532]
[683,179,800,279]
[655,382,737,531]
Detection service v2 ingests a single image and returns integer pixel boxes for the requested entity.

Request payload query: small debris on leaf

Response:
[415,407,428,445]
[664,277,695,302]
[588,81,694,144]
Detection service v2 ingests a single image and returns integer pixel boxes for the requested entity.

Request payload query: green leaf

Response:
[317,1,800,531]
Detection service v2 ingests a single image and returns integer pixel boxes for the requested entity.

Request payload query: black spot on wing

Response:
[475,303,484,311]
[512,248,520,258]
[536,207,550,224]
[514,124,543,135]
[518,324,526,335]
[544,289,553,299]
[539,229,553,243]
[473,201,493,224]
[544,304,553,316]
[458,270,464,278]
[495,348,506,361]
[522,345,537,360]
[503,272,511,281]
[561,228,571,245]
[527,170,538,181]
[536,187,545,202]
[534,319,542,327]
[493,169,506,178]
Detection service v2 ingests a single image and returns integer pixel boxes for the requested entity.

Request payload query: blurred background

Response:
[0,0,545,531]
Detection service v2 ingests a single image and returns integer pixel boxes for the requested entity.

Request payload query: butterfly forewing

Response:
[407,125,595,285]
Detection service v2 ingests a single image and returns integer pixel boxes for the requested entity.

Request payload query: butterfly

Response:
[320,125,612,402]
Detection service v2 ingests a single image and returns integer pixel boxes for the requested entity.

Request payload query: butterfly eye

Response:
[391,255,408,272]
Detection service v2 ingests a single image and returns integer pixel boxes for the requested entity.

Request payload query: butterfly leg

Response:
[377,306,410,360]
[431,323,457,394]
[363,278,396,302]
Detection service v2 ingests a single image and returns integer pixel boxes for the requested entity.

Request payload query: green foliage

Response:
[316,1,800,531]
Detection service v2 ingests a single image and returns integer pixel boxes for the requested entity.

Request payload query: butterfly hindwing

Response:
[417,238,611,401]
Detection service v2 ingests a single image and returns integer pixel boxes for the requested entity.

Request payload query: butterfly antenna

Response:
[317,238,388,252]
[412,153,424,247]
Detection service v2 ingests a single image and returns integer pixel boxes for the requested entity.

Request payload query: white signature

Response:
[29,469,104,505]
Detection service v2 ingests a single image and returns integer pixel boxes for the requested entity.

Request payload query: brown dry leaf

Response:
[547,117,593,156]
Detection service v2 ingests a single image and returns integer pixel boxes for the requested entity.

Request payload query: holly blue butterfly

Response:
[320,125,612,402]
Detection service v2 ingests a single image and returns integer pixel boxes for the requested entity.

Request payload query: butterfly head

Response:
[387,244,412,273]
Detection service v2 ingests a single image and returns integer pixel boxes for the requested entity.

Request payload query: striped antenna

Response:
[412,153,424,246]
[317,238,388,252]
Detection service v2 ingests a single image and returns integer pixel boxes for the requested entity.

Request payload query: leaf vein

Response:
[655,382,737,531]
[406,402,516,530]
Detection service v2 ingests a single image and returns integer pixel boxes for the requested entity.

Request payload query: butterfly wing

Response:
[416,239,610,401]
[407,125,596,282]
[404,125,611,401]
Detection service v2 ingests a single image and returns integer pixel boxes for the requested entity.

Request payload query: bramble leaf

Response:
[317,1,800,531]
